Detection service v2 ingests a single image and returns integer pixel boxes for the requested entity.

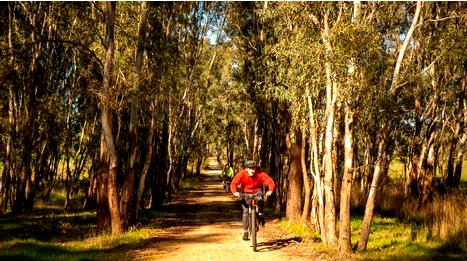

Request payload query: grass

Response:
[0,207,172,261]
[277,220,321,242]
[388,159,467,183]
[275,158,467,260]
[0,229,154,261]
[275,214,466,260]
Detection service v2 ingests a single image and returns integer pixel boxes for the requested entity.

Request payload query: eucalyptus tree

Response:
[358,1,423,251]
[1,2,101,214]
[0,2,15,213]
[400,2,467,197]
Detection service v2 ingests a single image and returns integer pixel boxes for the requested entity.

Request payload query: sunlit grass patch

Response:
[0,228,155,261]
[388,159,405,179]
[278,219,320,242]
[351,214,466,260]
[351,216,411,250]
[0,238,94,261]
[64,228,153,250]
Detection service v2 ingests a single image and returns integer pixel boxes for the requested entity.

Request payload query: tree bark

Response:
[339,3,359,253]
[121,1,148,228]
[136,116,156,219]
[97,134,111,229]
[101,1,123,235]
[301,131,311,222]
[285,133,303,222]
[306,85,326,241]
[323,12,337,244]
[339,102,354,255]
[408,95,422,197]
[419,129,437,207]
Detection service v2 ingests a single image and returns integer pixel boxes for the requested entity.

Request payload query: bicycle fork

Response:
[249,199,259,251]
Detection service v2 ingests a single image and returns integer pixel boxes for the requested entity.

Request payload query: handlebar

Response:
[237,191,270,201]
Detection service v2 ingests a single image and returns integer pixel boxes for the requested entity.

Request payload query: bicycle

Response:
[239,191,266,252]
[221,177,231,192]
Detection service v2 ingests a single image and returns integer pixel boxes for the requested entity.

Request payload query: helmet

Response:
[244,160,256,168]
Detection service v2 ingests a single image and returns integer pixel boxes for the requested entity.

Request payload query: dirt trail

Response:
[129,157,318,261]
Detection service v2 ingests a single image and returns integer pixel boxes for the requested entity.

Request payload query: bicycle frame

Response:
[241,191,264,252]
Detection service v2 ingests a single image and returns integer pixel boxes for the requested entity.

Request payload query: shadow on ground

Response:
[255,237,303,252]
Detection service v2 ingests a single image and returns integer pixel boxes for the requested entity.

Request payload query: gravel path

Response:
[128,157,319,261]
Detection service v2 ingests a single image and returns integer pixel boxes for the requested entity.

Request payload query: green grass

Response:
[278,220,321,242]
[277,215,466,260]
[388,159,405,179]
[0,229,154,261]
[0,207,166,261]
[353,215,466,260]
[388,159,467,184]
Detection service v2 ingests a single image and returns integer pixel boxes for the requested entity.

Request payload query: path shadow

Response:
[255,237,303,252]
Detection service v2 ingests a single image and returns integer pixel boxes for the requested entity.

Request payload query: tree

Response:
[100,1,123,235]
[358,1,423,251]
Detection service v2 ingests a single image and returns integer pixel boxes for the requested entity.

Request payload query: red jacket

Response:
[230,168,275,193]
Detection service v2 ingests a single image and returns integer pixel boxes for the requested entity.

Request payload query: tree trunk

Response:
[322,11,337,245]
[358,123,388,251]
[2,2,15,213]
[446,76,466,187]
[121,1,148,228]
[166,94,175,200]
[97,134,111,229]
[306,86,326,241]
[419,129,437,208]
[453,132,466,186]
[360,138,372,194]
[285,133,303,222]
[101,2,122,235]
[301,131,311,222]
[408,95,421,197]
[339,102,354,255]
[136,116,156,219]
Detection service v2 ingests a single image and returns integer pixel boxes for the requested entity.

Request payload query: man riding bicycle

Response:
[230,160,275,241]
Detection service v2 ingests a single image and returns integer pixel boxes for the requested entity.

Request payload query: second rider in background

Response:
[220,164,234,192]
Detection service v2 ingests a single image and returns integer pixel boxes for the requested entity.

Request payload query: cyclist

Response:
[220,164,234,192]
[230,160,275,241]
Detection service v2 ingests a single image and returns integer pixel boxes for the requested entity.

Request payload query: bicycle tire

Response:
[251,204,257,252]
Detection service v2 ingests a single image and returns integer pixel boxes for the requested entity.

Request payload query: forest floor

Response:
[120,157,327,261]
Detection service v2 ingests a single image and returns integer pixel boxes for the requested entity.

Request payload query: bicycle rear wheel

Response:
[251,205,257,252]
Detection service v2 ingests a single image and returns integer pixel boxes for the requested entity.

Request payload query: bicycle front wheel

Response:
[251,205,257,252]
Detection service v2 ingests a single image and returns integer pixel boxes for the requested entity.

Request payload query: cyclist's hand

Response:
[266,191,273,197]
[233,192,240,198]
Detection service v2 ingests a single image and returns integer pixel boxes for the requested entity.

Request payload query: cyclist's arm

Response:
[230,171,243,192]
[260,172,275,192]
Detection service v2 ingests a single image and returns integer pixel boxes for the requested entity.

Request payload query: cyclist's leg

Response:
[241,199,249,240]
